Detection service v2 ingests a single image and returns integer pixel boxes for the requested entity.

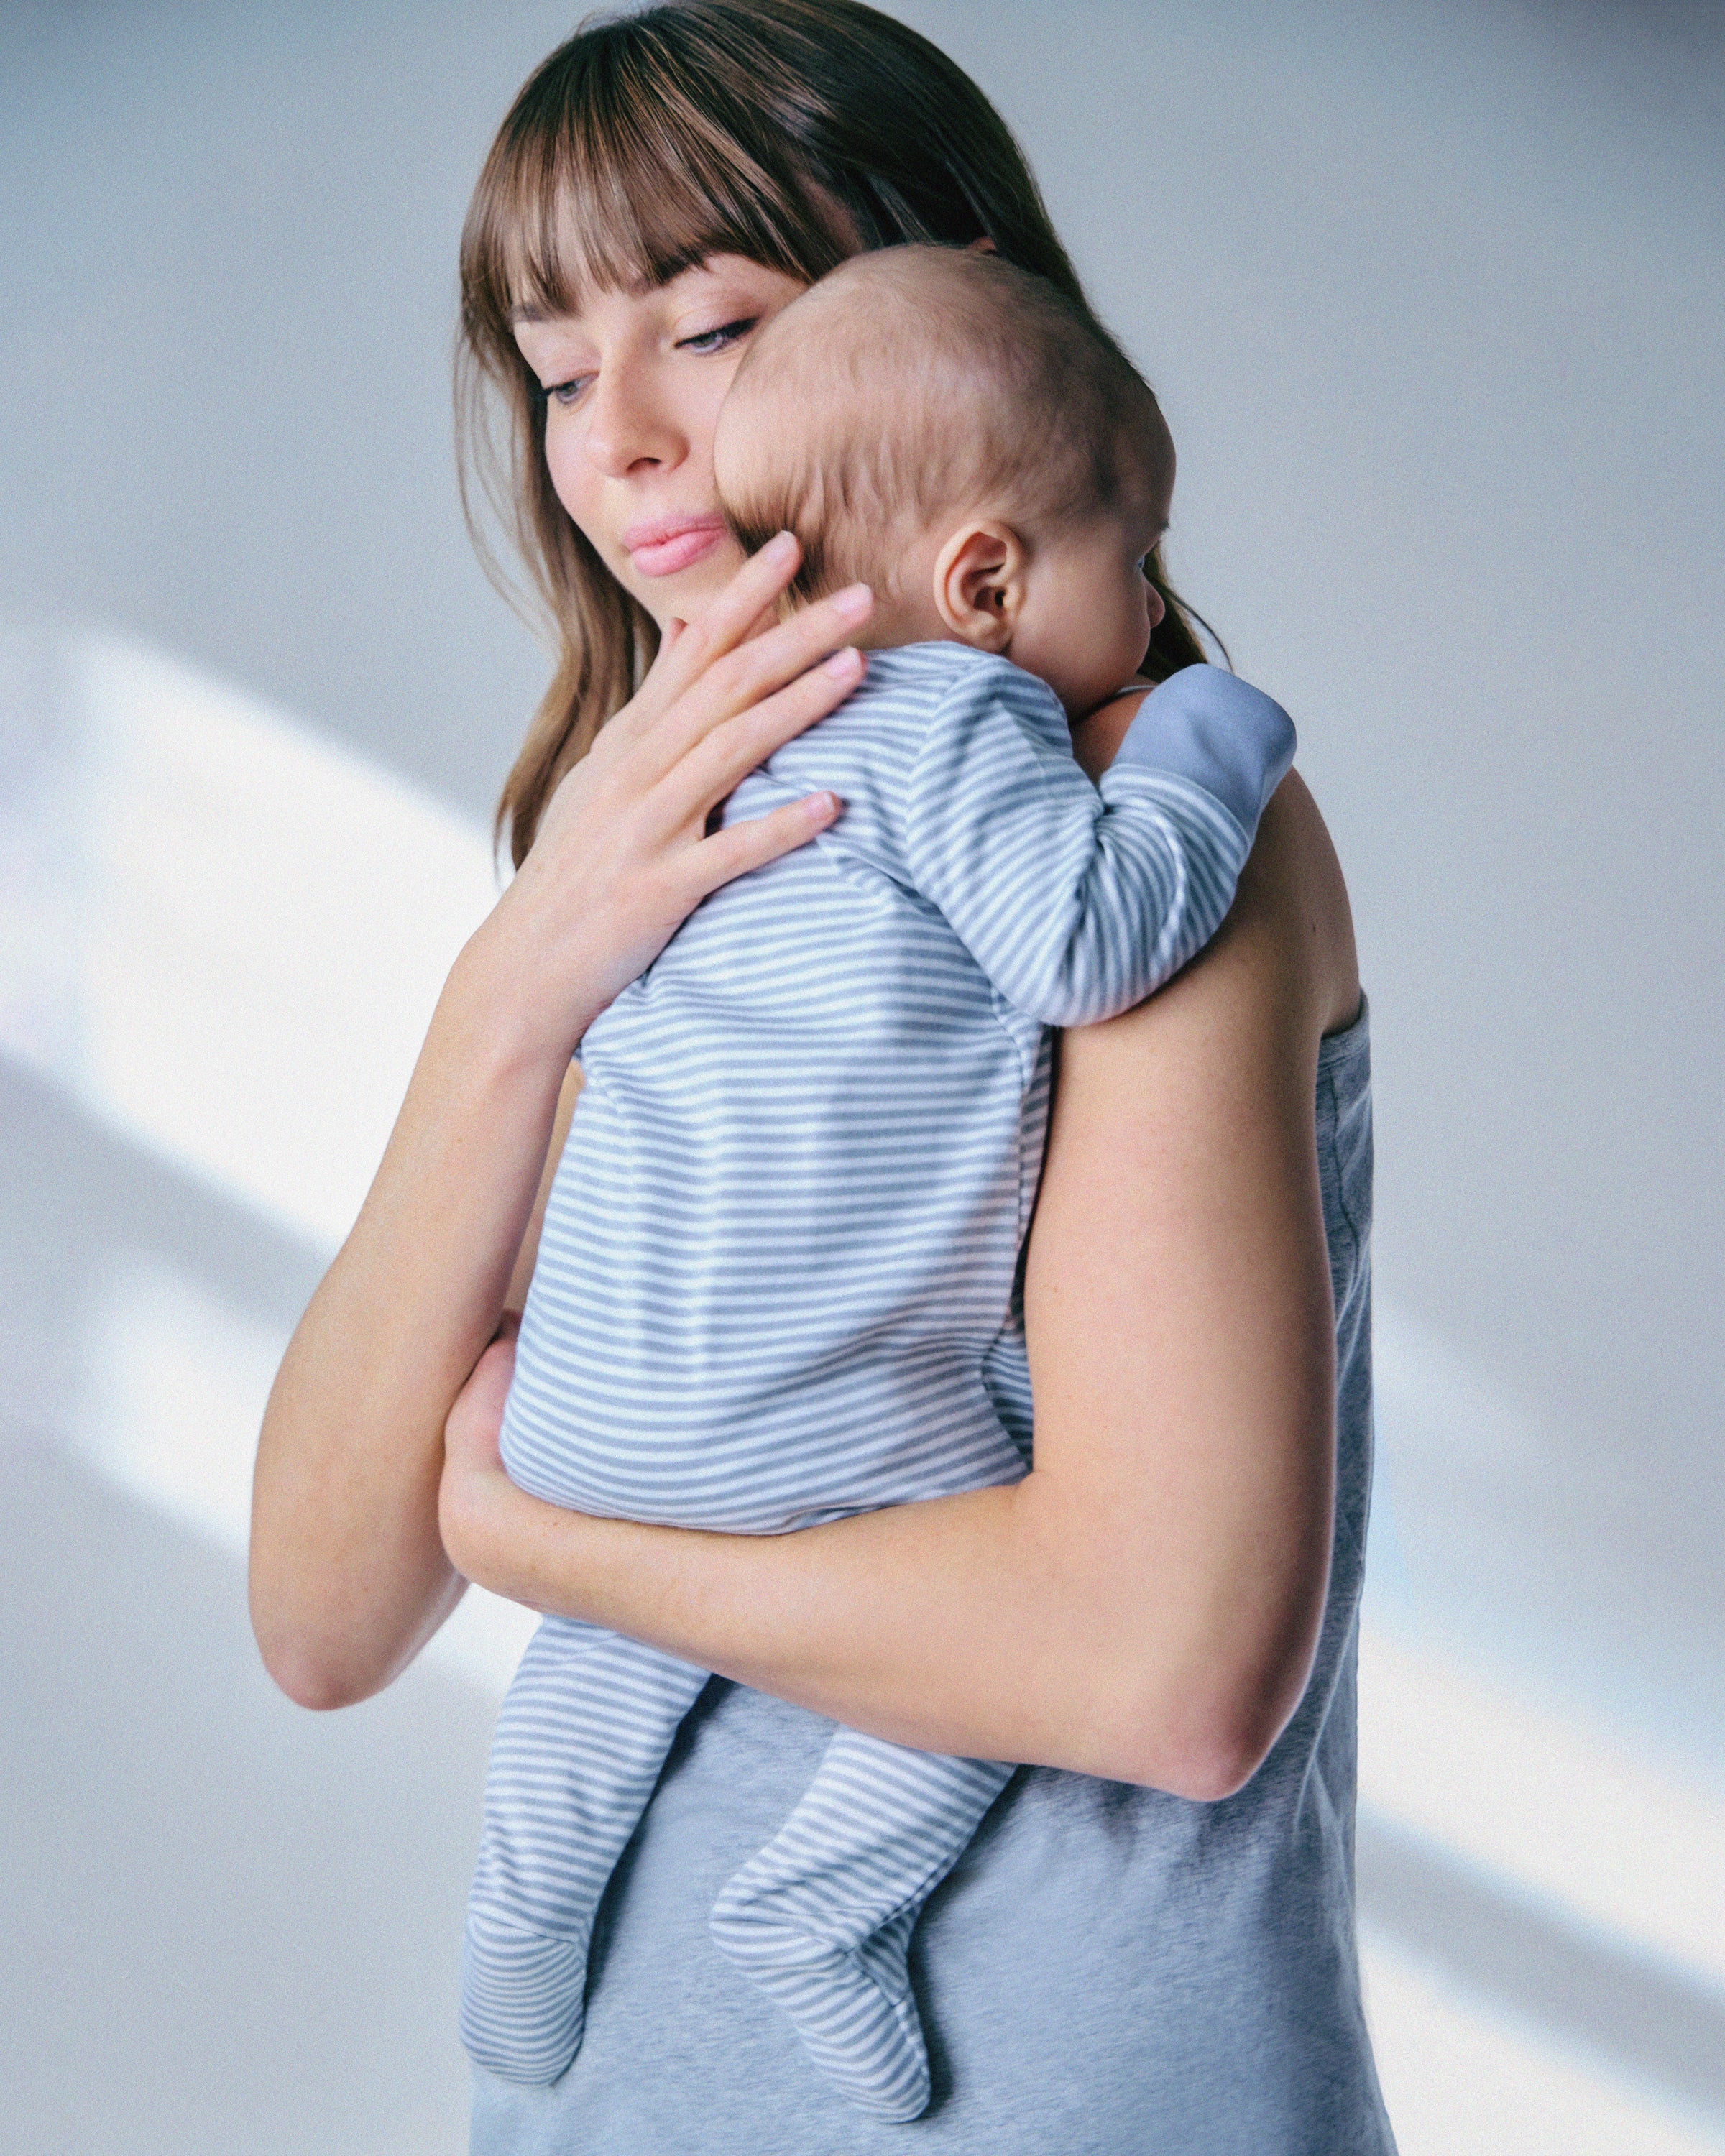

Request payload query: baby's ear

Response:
[933,520,1027,652]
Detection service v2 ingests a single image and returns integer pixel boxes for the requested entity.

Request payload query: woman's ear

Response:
[932,520,1029,652]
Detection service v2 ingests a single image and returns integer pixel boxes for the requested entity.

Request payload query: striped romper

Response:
[462,642,1295,2121]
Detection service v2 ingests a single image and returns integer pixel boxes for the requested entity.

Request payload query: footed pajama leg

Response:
[709,1726,1013,2121]
[463,1616,710,2083]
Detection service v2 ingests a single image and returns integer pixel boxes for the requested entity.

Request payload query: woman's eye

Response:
[676,316,758,356]
[538,314,760,403]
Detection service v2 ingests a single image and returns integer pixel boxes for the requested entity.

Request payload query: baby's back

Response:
[501,645,1044,1534]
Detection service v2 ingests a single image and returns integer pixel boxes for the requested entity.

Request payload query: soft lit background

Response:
[2,1,1720,2149]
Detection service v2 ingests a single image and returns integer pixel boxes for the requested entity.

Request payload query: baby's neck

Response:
[852,588,952,655]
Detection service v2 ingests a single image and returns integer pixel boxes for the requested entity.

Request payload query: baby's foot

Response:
[461,1909,587,2085]
[711,1886,932,2122]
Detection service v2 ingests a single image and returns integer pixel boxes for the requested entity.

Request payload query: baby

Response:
[463,247,1295,2122]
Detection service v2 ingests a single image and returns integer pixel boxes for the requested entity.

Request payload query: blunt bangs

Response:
[463,14,850,340]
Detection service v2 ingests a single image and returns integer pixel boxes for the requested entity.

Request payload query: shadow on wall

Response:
[0,629,526,2150]
[0,1431,489,2156]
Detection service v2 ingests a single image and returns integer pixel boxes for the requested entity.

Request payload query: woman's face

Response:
[512,255,810,628]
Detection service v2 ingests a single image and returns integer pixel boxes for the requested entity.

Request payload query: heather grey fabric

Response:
[472,1000,1392,2154]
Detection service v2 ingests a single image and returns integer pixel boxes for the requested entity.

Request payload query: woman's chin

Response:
[622,544,749,630]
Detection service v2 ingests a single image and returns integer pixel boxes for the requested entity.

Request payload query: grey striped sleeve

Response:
[900,656,1293,1028]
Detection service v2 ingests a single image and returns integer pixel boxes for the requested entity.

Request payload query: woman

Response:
[250,3,1390,2148]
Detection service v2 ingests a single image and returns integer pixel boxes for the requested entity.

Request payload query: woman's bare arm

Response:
[248,548,875,1710]
[440,774,1361,1797]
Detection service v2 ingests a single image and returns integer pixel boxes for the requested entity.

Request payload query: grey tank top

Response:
[472,1000,1395,2155]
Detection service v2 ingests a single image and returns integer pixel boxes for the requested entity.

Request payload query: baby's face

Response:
[1009,481,1173,722]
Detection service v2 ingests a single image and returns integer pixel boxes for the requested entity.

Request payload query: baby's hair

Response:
[714,247,1170,604]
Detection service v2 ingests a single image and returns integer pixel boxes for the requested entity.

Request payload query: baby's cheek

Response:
[1101,586,1152,686]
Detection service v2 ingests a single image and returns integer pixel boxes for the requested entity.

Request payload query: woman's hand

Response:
[473,534,873,1066]
[250,538,874,1713]
[439,1318,523,1589]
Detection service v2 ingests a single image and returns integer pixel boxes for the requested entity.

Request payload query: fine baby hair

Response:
[715,245,1172,606]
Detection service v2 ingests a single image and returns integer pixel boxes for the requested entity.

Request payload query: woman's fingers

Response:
[627,531,804,719]
[702,581,873,719]
[684,789,845,903]
[632,574,874,775]
[684,529,801,653]
[672,645,865,811]
[516,543,874,1000]
[444,1328,517,1473]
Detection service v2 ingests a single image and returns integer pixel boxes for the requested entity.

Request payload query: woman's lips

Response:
[623,515,727,579]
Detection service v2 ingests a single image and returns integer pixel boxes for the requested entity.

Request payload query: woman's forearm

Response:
[250,929,572,1709]
[446,1179,1333,1799]
[443,1457,1319,1799]
[447,1200,1330,1798]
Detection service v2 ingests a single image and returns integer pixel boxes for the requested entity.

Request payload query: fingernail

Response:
[806,791,842,821]
[766,530,799,561]
[823,645,862,678]
[830,582,873,620]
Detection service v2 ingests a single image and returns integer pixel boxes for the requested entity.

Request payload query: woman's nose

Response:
[584,370,682,479]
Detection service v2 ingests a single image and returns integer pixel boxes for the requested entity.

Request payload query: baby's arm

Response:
[902,660,1294,1026]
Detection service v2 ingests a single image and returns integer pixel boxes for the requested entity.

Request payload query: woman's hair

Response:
[459,0,1218,866]
[717,247,1172,604]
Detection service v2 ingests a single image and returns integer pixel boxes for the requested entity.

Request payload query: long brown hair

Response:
[459,0,1218,866]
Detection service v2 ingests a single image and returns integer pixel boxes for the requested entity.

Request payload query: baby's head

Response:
[714,247,1174,721]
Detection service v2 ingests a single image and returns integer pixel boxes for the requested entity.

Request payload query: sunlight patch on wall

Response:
[78,1256,279,1551]
[0,624,539,1692]
[1359,1628,1725,1995]
[0,625,502,1252]
[71,1248,539,1695]
[1373,1299,1548,1475]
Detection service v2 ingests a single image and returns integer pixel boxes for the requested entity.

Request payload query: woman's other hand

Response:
[472,535,871,1066]
[439,1319,518,1588]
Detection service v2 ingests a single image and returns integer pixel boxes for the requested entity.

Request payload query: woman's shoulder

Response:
[1240,768,1362,1043]
[1080,676,1361,1049]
